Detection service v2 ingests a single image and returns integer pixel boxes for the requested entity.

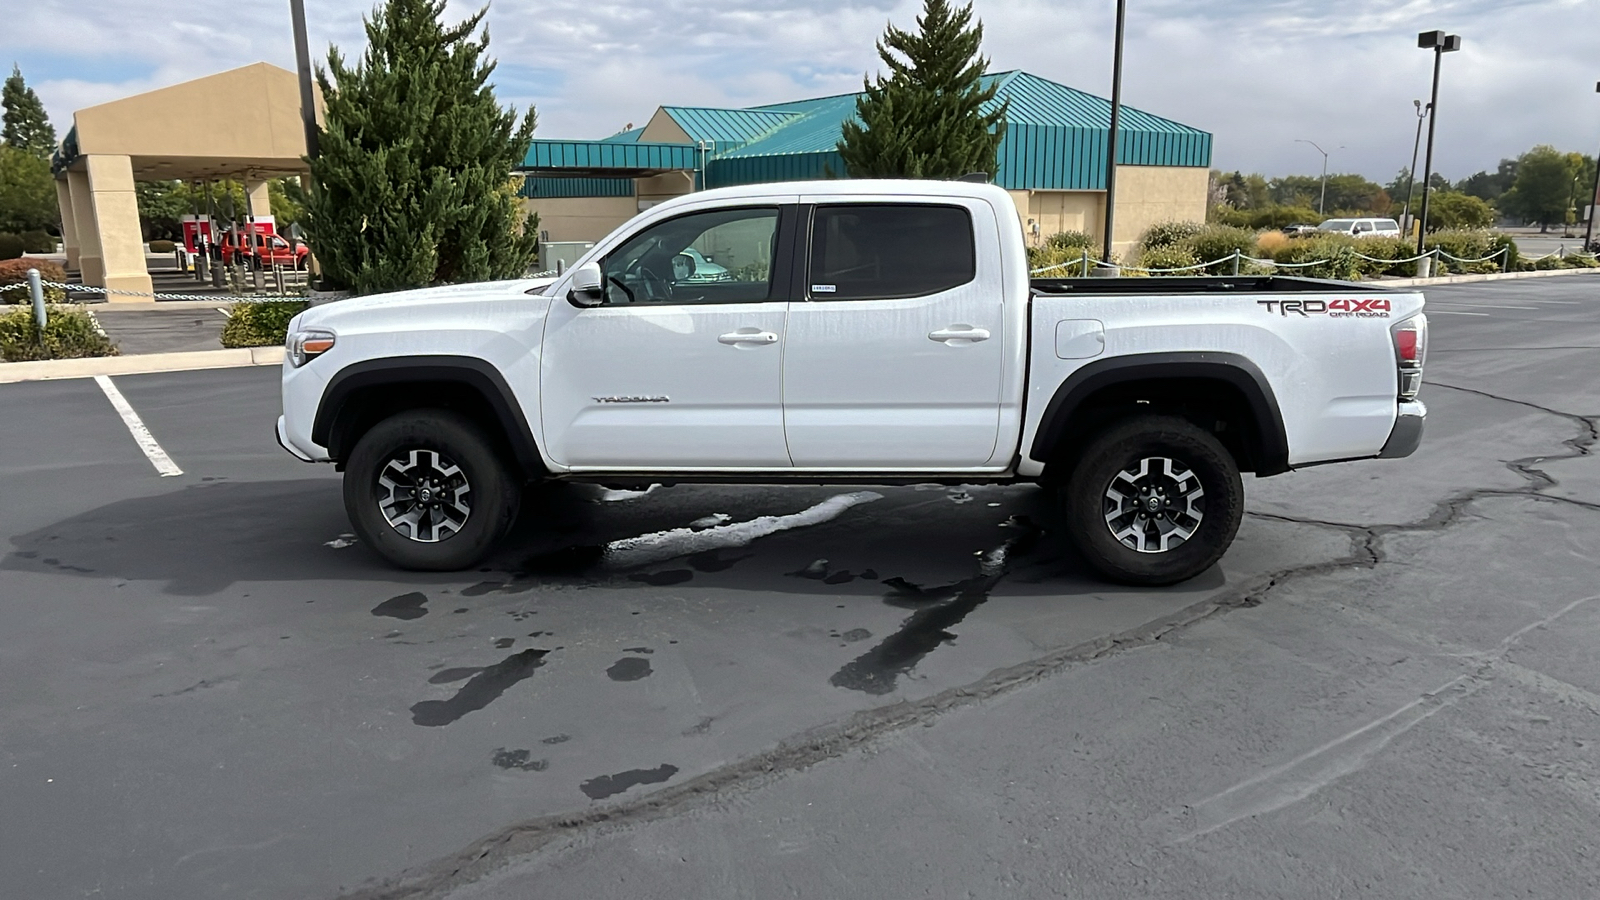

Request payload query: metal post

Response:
[274,264,286,294]
[1417,45,1446,256]
[290,0,321,161]
[1099,0,1127,273]
[27,267,45,331]
[1080,246,1090,277]
[1585,82,1600,251]
[1401,102,1429,235]
[1231,249,1241,276]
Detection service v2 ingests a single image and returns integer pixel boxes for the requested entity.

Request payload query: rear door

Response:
[781,197,1006,468]
[540,203,798,469]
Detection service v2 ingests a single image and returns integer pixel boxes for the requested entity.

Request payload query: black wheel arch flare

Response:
[311,356,547,478]
[1029,352,1291,477]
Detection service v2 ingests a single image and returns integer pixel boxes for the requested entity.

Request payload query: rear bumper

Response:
[1379,400,1426,459]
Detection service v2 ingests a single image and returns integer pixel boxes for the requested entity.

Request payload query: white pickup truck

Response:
[277,180,1427,585]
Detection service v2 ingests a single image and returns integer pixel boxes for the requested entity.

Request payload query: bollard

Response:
[1231,249,1241,276]
[27,267,46,331]
[1080,247,1090,277]
[1416,251,1432,279]
[273,264,286,295]
[196,248,210,282]
[253,263,264,293]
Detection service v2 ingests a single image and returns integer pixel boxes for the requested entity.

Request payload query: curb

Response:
[99,300,239,311]
[1380,267,1600,288]
[0,346,283,385]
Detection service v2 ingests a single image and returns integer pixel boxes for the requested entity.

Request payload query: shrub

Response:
[1137,243,1200,275]
[1350,235,1416,277]
[0,258,67,303]
[1488,233,1520,272]
[1138,221,1203,251]
[148,239,177,254]
[1245,206,1323,230]
[1424,192,1495,231]
[1270,234,1360,280]
[20,231,53,253]
[1252,230,1290,255]
[1045,230,1096,252]
[1533,254,1568,271]
[0,304,119,362]
[1028,244,1097,276]
[1423,230,1498,274]
[220,300,309,348]
[1186,224,1257,274]
[1561,253,1599,269]
[0,233,23,260]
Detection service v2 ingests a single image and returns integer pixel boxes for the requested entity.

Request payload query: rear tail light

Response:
[1391,314,1427,401]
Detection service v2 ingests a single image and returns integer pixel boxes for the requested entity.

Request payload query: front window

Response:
[1318,219,1357,232]
[601,207,779,305]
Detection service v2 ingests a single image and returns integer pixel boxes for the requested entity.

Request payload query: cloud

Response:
[5,0,1594,181]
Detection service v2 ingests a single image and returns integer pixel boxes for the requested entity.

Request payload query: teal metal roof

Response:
[660,107,797,153]
[600,128,643,143]
[518,177,634,199]
[521,139,699,175]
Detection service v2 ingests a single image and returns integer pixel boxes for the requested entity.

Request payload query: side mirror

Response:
[673,252,697,280]
[567,262,605,308]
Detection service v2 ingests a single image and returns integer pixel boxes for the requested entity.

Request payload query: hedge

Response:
[0,305,119,362]
[0,234,22,260]
[1137,243,1200,274]
[221,300,309,348]
[0,259,67,304]
[1269,234,1361,281]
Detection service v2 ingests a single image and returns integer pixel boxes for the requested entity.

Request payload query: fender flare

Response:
[312,356,546,476]
[1029,351,1290,476]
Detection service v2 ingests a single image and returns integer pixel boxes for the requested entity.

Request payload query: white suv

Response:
[1318,217,1402,238]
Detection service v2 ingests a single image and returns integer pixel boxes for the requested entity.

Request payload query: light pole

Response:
[1294,139,1340,215]
[1401,100,1431,234]
[289,0,320,161]
[1415,30,1461,264]
[1099,0,1127,273]
[1585,81,1600,251]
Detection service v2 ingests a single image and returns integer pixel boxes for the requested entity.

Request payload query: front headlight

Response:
[287,328,336,367]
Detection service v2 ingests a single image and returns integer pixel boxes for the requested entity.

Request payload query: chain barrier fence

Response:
[1027,243,1600,277]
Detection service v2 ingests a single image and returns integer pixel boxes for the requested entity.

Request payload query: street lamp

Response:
[1099,0,1128,273]
[289,0,320,161]
[1400,100,1431,235]
[1294,139,1342,215]
[1585,81,1600,251]
[1415,29,1462,264]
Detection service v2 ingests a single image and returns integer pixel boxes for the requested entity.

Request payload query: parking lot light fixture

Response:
[1295,139,1336,215]
[1585,81,1600,250]
[1415,30,1461,258]
[1401,100,1430,234]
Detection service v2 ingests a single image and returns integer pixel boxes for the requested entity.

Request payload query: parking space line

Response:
[1428,310,1490,316]
[93,375,183,477]
[1433,304,1539,310]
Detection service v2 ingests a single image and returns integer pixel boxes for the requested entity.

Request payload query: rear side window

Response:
[808,204,976,300]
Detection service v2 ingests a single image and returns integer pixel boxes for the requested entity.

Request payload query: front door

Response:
[782,198,1007,468]
[540,204,796,470]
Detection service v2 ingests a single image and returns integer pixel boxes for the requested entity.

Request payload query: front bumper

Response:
[276,415,315,462]
[1378,400,1426,459]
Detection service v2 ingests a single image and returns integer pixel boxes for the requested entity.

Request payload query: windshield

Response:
[1318,219,1356,231]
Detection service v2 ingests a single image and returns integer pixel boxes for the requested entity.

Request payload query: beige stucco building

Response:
[517,71,1212,259]
[51,63,319,300]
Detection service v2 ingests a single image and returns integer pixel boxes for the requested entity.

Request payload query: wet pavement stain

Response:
[493,637,515,649]
[491,748,549,772]
[628,569,693,586]
[428,667,483,684]
[840,628,872,642]
[788,559,830,579]
[371,591,428,620]
[580,763,679,800]
[410,649,550,726]
[682,716,715,736]
[622,646,654,654]
[831,517,1042,696]
[461,581,503,597]
[541,734,571,745]
[606,657,653,681]
[688,549,752,573]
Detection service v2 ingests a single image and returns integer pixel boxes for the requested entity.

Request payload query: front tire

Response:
[343,410,520,571]
[1062,415,1243,586]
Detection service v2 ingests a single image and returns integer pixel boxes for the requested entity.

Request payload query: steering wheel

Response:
[638,264,672,302]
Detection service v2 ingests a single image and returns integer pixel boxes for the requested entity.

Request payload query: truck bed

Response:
[1031,276,1396,295]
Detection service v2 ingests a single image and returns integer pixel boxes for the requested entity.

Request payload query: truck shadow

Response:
[2,478,1222,601]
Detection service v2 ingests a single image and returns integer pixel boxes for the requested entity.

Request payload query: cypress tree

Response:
[302,0,539,294]
[837,0,1007,180]
[2,65,57,159]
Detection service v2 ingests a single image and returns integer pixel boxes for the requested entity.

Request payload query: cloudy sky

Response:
[6,0,1597,182]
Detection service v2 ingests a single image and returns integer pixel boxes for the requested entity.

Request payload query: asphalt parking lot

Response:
[3,275,1598,899]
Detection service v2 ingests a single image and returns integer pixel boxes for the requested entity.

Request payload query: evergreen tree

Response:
[2,65,56,158]
[302,0,539,294]
[837,0,1007,179]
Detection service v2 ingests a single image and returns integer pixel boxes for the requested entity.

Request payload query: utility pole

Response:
[290,0,320,161]
[1401,100,1430,235]
[1295,139,1333,215]
[1099,0,1126,274]
[1415,30,1461,262]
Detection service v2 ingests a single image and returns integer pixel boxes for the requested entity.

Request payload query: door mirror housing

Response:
[567,262,605,308]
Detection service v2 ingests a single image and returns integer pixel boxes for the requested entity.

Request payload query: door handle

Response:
[718,330,779,345]
[928,325,991,343]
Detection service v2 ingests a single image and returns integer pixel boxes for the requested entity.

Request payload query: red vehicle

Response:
[219,230,310,270]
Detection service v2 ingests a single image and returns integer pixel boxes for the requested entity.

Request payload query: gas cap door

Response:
[1055,319,1106,359]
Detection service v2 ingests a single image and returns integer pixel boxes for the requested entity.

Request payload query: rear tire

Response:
[343,410,520,571]
[1061,414,1243,586]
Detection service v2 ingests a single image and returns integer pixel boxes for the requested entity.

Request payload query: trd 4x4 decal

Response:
[1257,298,1392,318]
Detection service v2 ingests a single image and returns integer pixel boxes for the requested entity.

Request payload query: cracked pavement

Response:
[2,277,1598,899]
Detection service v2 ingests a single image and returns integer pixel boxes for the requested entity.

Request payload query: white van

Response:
[1318,217,1402,238]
